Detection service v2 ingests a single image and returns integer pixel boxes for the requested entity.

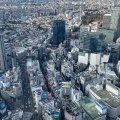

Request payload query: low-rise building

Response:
[77,97,106,120]
[0,97,8,119]
[86,83,120,119]
[65,101,85,120]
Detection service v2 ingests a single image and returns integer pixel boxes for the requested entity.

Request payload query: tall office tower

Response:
[80,31,105,52]
[109,46,119,63]
[52,20,65,46]
[0,35,7,72]
[97,28,116,44]
[110,8,120,30]
[102,14,111,28]
[110,8,120,40]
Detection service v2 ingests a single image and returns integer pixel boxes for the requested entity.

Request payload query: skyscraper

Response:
[110,8,120,30]
[102,14,111,28]
[98,8,120,43]
[109,46,119,63]
[0,35,7,71]
[52,20,65,46]
[110,8,120,40]
[97,28,116,44]
[80,31,105,52]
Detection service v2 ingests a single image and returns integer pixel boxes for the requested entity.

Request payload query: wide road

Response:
[18,58,34,112]
[22,86,33,112]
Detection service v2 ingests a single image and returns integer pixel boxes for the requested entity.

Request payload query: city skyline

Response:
[0,0,120,120]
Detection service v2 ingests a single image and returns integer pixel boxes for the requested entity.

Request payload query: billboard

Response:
[42,92,48,98]
[62,82,71,88]
[42,92,52,98]
[0,103,5,109]
[52,111,60,119]
[48,92,52,98]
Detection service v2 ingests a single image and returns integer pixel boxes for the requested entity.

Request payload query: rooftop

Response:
[39,98,54,104]
[78,97,104,120]
[66,102,82,117]
[90,87,120,108]
[104,14,111,16]
[22,112,33,120]
[14,47,27,54]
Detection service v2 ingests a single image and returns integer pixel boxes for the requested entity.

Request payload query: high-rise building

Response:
[110,8,120,30]
[110,8,120,40]
[102,14,111,28]
[52,20,65,46]
[97,28,116,44]
[109,46,119,63]
[0,35,7,72]
[80,31,105,52]
[97,9,120,44]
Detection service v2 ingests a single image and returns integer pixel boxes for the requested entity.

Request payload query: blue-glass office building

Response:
[52,20,65,46]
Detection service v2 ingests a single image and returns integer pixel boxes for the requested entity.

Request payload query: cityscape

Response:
[0,0,120,120]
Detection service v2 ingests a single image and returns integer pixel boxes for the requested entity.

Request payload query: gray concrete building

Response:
[0,35,7,72]
[110,8,120,41]
[102,14,111,28]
